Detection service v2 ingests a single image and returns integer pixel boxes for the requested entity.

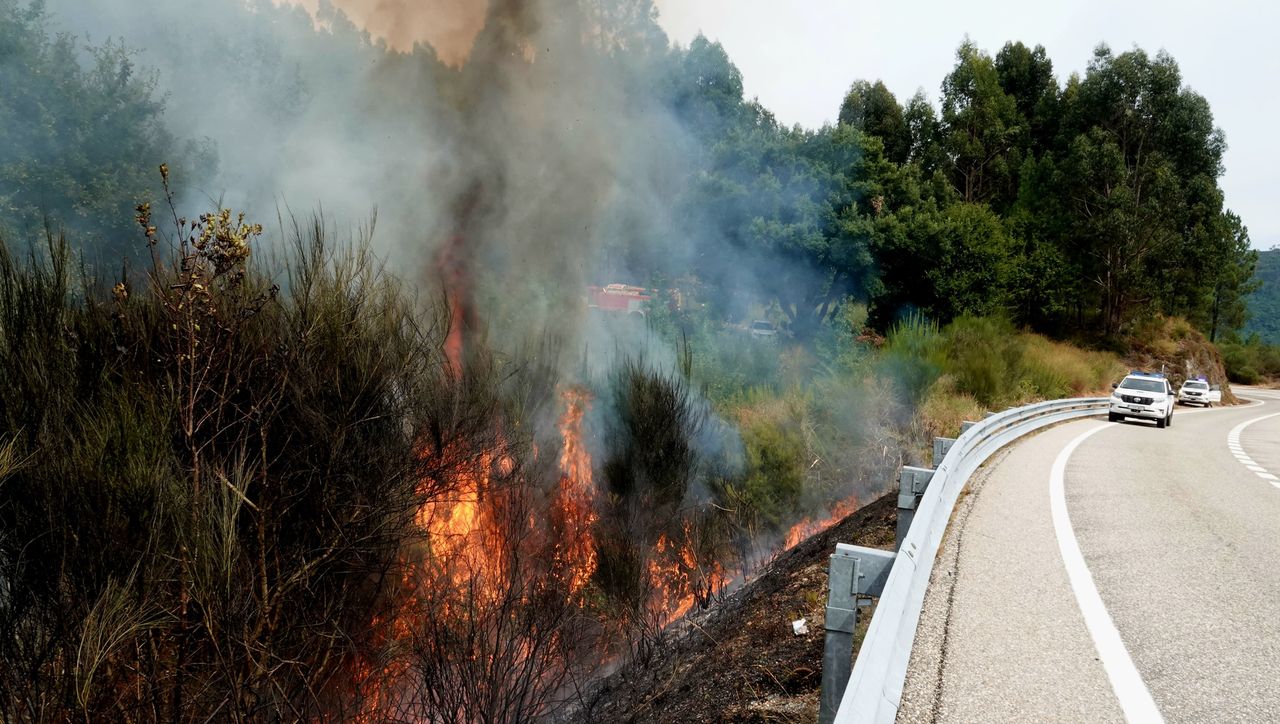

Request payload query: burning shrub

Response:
[0,182,523,720]
[590,359,737,656]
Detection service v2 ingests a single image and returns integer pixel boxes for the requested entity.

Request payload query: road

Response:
[897,386,1280,723]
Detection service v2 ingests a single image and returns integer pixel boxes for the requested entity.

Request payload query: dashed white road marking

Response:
[1051,424,1165,723]
[1227,412,1280,488]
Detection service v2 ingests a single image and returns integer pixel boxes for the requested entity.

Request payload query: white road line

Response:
[1227,412,1280,485]
[1050,424,1164,723]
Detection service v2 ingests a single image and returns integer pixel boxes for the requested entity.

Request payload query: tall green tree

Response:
[838,80,910,164]
[994,41,1060,155]
[940,41,1023,205]
[1199,212,1260,341]
[903,90,947,175]
[1054,46,1230,335]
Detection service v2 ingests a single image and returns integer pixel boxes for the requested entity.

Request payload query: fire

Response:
[646,520,727,628]
[782,496,859,550]
[352,385,603,716]
[551,387,598,597]
[352,447,504,719]
[436,233,469,377]
[415,450,504,602]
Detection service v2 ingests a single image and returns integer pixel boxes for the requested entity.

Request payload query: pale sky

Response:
[654,0,1278,249]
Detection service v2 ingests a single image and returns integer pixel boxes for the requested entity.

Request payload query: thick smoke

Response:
[40,0,896,536]
[45,0,697,356]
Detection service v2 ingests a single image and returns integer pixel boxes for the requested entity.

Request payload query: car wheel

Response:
[1166,411,1173,428]
[1108,412,1120,422]
[1156,415,1166,429]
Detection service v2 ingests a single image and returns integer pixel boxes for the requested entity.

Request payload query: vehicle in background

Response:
[587,283,683,319]
[749,320,778,338]
[1177,377,1221,407]
[587,284,651,317]
[1109,371,1176,428]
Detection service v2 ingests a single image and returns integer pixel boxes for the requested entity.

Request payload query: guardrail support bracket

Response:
[896,466,934,551]
[820,544,896,724]
[933,436,956,466]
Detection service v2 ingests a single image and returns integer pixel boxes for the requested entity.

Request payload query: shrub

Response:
[941,315,1022,406]
[738,412,806,530]
[0,199,556,720]
[1021,334,1124,397]
[882,312,945,406]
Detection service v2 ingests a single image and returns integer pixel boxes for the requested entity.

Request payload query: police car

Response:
[1108,371,1176,428]
[1177,377,1221,407]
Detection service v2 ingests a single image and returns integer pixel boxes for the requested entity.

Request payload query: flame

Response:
[646,520,726,628]
[782,496,859,550]
[352,447,504,719]
[551,387,597,597]
[415,450,505,602]
[352,386,602,716]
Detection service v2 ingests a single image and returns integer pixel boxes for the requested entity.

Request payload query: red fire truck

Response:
[587,284,652,316]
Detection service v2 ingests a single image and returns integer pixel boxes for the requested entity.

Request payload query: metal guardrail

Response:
[824,396,1109,724]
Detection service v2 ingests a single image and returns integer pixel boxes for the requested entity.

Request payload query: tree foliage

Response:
[1244,248,1280,344]
[0,1,204,263]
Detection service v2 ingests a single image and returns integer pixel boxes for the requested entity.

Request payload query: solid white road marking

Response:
[1227,412,1280,485]
[1051,424,1165,724]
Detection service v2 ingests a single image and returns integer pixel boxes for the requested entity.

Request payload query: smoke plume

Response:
[46,0,696,357]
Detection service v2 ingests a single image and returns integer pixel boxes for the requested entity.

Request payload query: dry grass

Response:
[1021,334,1126,397]
[914,326,1126,437]
[919,376,984,439]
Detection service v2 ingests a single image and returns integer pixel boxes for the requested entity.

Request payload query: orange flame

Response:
[782,496,859,550]
[352,386,603,716]
[551,387,597,597]
[647,520,726,628]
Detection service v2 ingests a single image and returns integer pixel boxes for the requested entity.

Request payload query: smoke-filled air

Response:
[0,0,1263,719]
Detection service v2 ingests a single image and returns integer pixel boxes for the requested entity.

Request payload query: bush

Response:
[737,408,806,529]
[1021,334,1124,397]
[882,313,945,405]
[1219,339,1280,384]
[0,200,583,720]
[942,315,1022,406]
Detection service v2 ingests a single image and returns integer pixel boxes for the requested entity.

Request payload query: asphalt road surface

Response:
[898,386,1280,723]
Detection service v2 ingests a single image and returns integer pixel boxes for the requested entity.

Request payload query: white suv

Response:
[1109,372,1176,428]
[1177,378,1221,407]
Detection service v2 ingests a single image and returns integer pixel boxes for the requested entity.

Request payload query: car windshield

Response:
[1184,381,1208,390]
[751,321,773,330]
[1119,378,1165,393]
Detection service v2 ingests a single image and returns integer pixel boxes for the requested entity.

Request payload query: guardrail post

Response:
[820,544,896,724]
[896,466,934,550]
[933,436,956,466]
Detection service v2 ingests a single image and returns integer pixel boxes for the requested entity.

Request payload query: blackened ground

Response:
[572,493,897,723]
